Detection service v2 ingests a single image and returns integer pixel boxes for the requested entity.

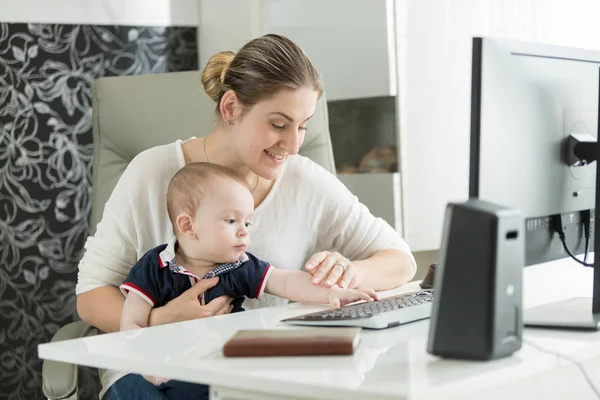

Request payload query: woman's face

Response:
[232,87,319,180]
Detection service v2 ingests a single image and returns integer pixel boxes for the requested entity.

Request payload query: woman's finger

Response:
[214,303,230,316]
[188,276,219,298]
[323,262,348,287]
[204,295,231,316]
[311,255,339,285]
[305,251,330,272]
[338,266,356,289]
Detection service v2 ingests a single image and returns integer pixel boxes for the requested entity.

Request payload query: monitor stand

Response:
[525,138,600,331]
[524,297,600,331]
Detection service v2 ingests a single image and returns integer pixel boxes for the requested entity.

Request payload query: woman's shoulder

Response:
[284,155,337,183]
[120,140,185,184]
[128,140,184,169]
[283,155,345,192]
[274,155,355,212]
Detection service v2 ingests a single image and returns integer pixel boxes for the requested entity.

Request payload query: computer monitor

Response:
[469,37,600,330]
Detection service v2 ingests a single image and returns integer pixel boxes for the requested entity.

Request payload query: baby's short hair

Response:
[166,162,251,231]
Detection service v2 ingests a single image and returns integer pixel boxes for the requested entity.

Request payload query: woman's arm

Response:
[352,248,415,289]
[306,248,415,291]
[77,278,233,333]
[76,286,174,333]
[77,287,125,333]
[304,160,417,291]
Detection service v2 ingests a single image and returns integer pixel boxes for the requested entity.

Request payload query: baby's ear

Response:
[176,214,196,239]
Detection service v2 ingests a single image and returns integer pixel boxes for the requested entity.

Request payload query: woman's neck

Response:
[203,129,255,181]
[181,131,272,207]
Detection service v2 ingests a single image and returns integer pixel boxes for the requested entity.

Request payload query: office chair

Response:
[41,71,335,400]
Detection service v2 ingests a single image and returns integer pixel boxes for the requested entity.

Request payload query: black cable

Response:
[524,338,600,398]
[584,237,590,264]
[551,213,594,267]
[582,209,592,264]
[559,236,593,267]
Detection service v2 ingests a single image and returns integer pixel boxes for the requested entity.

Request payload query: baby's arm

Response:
[120,293,153,331]
[120,293,170,385]
[265,269,378,307]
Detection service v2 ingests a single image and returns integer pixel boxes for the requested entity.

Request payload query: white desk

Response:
[39,259,600,400]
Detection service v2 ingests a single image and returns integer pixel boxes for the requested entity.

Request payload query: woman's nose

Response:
[282,131,304,155]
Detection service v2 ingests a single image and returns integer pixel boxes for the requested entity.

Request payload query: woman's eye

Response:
[226,219,236,224]
[299,126,308,132]
[272,123,285,130]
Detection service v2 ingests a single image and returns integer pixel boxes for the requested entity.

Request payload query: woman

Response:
[76,34,416,399]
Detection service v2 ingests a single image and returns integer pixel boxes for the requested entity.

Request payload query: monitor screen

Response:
[469,37,600,329]
[469,37,600,266]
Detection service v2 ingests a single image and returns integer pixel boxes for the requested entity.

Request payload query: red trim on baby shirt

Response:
[121,282,156,306]
[255,265,272,298]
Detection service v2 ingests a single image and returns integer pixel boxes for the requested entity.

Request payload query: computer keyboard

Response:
[282,289,434,329]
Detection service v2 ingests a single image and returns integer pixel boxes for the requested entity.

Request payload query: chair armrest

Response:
[42,321,98,400]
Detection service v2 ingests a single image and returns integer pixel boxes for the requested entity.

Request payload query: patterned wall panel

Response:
[0,23,198,400]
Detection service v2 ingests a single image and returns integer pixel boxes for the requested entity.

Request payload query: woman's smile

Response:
[264,149,286,164]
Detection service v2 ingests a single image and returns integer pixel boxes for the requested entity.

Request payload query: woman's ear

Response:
[176,213,196,239]
[219,90,240,124]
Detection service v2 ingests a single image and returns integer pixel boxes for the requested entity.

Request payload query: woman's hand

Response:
[305,251,362,289]
[149,277,233,326]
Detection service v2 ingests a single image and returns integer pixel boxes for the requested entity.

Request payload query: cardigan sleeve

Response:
[311,163,416,273]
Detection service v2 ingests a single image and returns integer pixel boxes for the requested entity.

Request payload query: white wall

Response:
[0,0,197,26]
[198,0,263,68]
[198,0,397,101]
[397,0,600,251]
[263,0,397,101]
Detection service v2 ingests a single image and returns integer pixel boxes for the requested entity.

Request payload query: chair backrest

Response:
[91,71,335,231]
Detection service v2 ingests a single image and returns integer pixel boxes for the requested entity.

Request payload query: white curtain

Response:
[397,0,600,251]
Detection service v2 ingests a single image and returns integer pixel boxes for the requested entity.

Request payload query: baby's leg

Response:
[157,380,210,400]
[104,373,169,400]
[143,374,170,386]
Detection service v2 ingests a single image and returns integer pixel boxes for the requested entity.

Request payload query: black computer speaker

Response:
[427,199,523,360]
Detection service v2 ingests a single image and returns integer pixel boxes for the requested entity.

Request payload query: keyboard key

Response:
[289,290,434,321]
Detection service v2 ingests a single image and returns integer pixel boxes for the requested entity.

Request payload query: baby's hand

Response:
[327,286,379,308]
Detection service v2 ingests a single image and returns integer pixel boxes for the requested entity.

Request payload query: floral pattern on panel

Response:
[0,23,198,400]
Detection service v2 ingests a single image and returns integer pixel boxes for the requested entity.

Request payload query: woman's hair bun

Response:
[201,51,235,103]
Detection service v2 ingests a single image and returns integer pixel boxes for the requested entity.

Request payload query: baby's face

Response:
[192,178,255,263]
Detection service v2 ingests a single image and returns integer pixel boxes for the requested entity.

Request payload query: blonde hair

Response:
[201,34,323,115]
[166,162,251,232]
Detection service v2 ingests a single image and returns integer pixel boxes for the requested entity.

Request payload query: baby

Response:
[119,162,378,399]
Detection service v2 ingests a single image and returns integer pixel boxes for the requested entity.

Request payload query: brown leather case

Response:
[223,328,361,357]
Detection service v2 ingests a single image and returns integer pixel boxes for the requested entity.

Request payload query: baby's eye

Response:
[226,219,236,224]
[245,222,252,227]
